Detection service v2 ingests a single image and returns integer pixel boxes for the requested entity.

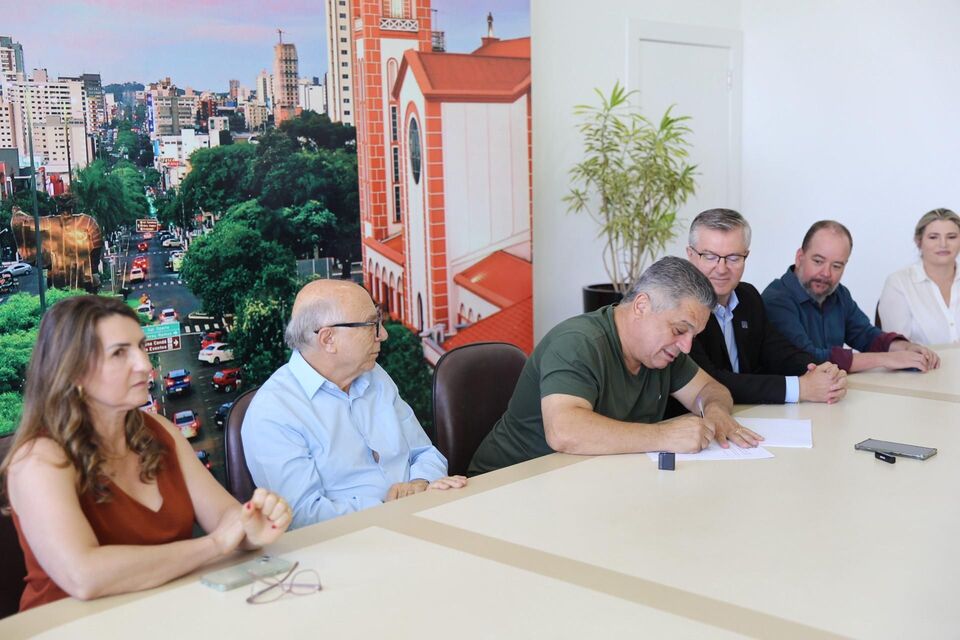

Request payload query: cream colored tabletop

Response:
[2,389,956,639]
[419,390,960,639]
[847,344,960,402]
[22,526,749,640]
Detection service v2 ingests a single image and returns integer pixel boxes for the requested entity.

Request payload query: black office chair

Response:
[433,342,528,476]
[224,388,259,502]
[0,435,27,618]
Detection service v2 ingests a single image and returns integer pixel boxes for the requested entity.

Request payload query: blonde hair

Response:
[0,295,164,507]
[914,208,960,245]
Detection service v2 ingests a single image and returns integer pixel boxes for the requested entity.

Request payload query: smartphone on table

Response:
[854,439,937,460]
[201,555,294,591]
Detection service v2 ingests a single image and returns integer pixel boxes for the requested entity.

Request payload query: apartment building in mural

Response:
[354,0,532,363]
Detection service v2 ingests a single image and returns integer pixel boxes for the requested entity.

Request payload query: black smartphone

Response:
[855,438,937,460]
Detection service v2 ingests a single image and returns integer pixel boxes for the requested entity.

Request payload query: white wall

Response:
[740,0,960,319]
[531,0,741,338]
[533,0,960,338]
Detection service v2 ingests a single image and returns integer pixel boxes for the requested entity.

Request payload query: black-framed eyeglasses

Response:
[689,247,749,266]
[246,561,322,605]
[314,307,384,338]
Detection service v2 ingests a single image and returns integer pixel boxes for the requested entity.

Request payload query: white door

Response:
[628,21,742,253]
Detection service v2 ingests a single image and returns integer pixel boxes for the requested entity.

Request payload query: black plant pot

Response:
[582,283,623,313]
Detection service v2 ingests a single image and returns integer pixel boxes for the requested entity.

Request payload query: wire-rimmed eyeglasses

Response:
[246,561,322,605]
[314,307,384,338]
[689,247,749,266]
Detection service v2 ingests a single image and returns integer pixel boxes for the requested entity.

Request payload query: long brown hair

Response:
[0,295,165,506]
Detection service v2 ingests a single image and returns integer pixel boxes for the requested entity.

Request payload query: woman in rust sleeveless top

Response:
[0,296,293,611]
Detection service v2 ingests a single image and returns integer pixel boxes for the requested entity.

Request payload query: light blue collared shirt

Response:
[242,351,448,529]
[712,291,741,374]
[713,290,799,403]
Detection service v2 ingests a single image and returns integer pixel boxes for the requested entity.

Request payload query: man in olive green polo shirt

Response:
[468,256,761,475]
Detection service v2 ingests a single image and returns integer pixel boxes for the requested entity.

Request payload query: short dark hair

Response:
[623,256,717,310]
[801,220,853,252]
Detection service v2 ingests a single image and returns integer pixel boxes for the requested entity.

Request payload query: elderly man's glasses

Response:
[246,561,322,605]
[689,248,749,266]
[314,307,384,338]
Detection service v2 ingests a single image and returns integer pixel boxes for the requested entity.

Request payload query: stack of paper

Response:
[646,417,813,463]
[736,417,813,448]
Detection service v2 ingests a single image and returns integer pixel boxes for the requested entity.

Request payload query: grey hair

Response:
[284,295,344,351]
[622,256,718,311]
[688,208,752,248]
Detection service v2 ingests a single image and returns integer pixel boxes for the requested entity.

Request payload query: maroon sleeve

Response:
[829,346,854,372]
[868,332,907,353]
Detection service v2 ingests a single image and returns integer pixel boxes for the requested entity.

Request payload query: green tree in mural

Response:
[279,109,356,152]
[0,392,22,437]
[180,221,297,318]
[69,161,129,233]
[0,288,87,435]
[111,160,149,220]
[231,292,293,388]
[279,200,337,258]
[176,144,256,219]
[244,129,297,202]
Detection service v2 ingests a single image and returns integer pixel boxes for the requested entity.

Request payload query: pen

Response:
[697,397,705,419]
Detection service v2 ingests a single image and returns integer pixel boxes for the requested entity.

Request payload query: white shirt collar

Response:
[910,259,960,284]
[714,288,740,317]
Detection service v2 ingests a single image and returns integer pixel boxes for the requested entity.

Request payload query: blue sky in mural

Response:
[8,0,530,90]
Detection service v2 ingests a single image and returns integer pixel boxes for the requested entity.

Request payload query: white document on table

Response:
[646,441,774,462]
[735,417,813,448]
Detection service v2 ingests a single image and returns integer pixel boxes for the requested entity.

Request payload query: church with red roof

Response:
[354,1,532,363]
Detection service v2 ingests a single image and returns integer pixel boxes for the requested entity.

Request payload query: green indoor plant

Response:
[564,82,697,306]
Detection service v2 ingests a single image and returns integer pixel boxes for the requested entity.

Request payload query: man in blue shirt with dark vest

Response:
[243,279,466,528]
[762,220,940,373]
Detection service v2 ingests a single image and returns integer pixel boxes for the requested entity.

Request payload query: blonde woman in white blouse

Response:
[878,208,960,345]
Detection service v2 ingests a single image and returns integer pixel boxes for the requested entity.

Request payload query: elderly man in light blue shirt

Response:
[243,279,466,529]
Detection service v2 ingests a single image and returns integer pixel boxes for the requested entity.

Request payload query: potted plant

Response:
[564,82,697,311]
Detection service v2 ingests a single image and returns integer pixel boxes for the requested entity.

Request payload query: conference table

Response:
[846,344,960,403]
[2,372,958,638]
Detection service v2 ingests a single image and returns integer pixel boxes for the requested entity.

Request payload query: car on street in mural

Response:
[215,401,234,429]
[159,308,178,323]
[195,449,213,470]
[173,410,199,439]
[198,342,234,365]
[164,369,192,396]
[138,394,159,414]
[187,310,215,322]
[200,330,226,349]
[137,241,149,252]
[0,262,32,277]
[0,272,20,293]
[212,367,242,393]
[161,237,182,248]
[129,267,145,283]
[132,255,149,270]
[136,302,155,320]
